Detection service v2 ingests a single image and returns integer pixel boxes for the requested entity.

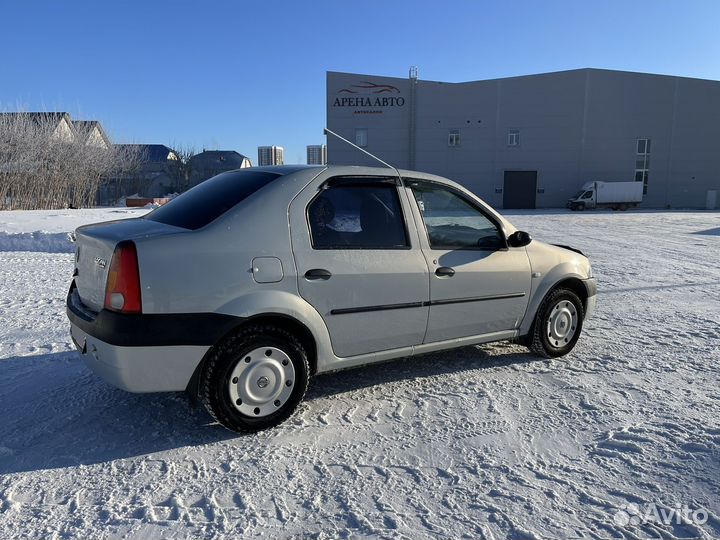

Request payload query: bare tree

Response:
[0,112,142,210]
[167,141,196,193]
[98,145,147,205]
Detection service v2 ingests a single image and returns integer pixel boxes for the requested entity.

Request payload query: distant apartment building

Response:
[306,144,327,165]
[258,145,284,166]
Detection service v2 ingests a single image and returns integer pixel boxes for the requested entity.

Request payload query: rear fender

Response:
[216,290,334,370]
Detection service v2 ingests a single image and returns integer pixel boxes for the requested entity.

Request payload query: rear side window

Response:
[308,182,409,249]
[145,170,281,230]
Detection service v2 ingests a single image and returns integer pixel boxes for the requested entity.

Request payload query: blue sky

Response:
[1,1,718,164]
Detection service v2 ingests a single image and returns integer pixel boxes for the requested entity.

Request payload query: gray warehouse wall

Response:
[327,68,720,209]
[582,71,676,208]
[492,70,587,208]
[667,78,720,207]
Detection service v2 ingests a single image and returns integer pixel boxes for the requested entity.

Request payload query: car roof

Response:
[250,164,324,175]
[312,165,465,187]
[230,164,454,183]
[246,164,469,194]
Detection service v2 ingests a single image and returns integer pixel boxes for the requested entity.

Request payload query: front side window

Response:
[355,128,368,147]
[581,191,593,199]
[308,181,408,249]
[409,181,504,250]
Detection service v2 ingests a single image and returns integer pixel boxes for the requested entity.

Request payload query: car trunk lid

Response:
[73,218,185,312]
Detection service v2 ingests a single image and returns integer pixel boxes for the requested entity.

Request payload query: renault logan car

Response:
[67,165,596,432]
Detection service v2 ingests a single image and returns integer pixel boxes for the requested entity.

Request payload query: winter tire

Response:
[528,288,584,358]
[200,324,309,432]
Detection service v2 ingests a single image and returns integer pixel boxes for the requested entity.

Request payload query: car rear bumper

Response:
[66,283,239,393]
[70,322,209,392]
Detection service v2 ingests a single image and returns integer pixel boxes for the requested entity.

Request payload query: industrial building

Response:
[258,145,284,166]
[306,144,327,165]
[326,68,720,208]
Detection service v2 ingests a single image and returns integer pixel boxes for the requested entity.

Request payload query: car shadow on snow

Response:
[693,226,720,236]
[306,340,539,400]
[0,352,233,475]
[0,343,537,475]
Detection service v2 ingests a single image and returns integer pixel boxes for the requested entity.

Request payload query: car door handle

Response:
[304,268,332,280]
[435,266,455,277]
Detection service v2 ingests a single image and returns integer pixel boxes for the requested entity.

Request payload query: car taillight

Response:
[104,241,142,314]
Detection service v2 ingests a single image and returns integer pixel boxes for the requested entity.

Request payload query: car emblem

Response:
[257,376,270,388]
[94,257,107,269]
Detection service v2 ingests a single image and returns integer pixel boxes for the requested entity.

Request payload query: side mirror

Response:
[507,230,532,247]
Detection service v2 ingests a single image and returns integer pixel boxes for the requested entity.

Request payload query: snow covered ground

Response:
[0,208,719,539]
[0,208,149,253]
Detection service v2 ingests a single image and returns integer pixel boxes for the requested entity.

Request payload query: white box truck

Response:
[567,181,644,211]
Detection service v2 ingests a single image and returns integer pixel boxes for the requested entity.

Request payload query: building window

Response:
[635,138,651,194]
[448,129,460,147]
[507,129,520,147]
[355,128,368,148]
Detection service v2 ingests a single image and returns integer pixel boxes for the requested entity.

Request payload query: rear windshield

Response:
[145,170,281,230]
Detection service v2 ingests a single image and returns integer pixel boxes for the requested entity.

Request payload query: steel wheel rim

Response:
[546,300,578,348]
[228,346,295,417]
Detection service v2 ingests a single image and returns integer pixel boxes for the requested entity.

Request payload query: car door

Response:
[404,179,532,343]
[289,175,430,358]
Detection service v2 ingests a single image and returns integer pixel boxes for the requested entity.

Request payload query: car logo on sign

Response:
[94,257,107,269]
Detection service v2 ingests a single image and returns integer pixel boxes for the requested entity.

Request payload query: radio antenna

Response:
[323,128,402,180]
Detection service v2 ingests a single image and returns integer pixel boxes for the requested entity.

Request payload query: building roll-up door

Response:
[503,171,537,209]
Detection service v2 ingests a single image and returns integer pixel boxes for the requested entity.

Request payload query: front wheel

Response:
[200,324,310,432]
[527,288,584,358]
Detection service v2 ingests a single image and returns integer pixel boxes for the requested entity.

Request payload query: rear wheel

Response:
[528,288,584,358]
[200,324,309,432]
